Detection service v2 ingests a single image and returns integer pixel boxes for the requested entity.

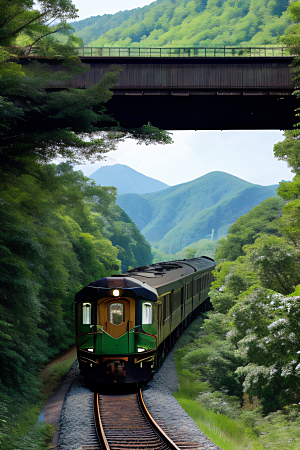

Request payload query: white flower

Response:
[268,318,288,330]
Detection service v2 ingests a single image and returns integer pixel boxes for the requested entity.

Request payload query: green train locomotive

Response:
[75,257,215,384]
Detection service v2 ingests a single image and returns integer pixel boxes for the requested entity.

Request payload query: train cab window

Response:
[142,302,152,324]
[83,303,92,324]
[109,303,124,325]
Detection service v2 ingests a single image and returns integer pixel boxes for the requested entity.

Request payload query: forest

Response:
[0,1,171,448]
[72,0,291,48]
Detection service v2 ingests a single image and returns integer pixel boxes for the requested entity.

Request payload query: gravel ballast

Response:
[58,353,222,450]
[142,352,222,450]
[59,370,97,450]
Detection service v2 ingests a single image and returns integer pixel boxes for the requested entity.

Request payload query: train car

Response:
[75,257,215,385]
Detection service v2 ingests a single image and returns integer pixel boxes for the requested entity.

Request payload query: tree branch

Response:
[2,11,47,40]
[26,27,62,55]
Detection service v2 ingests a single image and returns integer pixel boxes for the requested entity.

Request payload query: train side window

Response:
[83,303,92,324]
[163,294,170,320]
[193,279,197,296]
[181,286,185,305]
[173,289,181,311]
[109,303,124,325]
[142,302,152,324]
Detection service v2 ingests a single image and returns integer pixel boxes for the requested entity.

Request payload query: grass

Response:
[174,395,264,450]
[40,347,77,399]
[173,342,264,450]
[1,347,76,450]
[172,316,300,450]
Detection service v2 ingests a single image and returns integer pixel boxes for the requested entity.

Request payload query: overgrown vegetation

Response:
[0,1,172,447]
[174,309,300,449]
[72,0,291,48]
[0,161,152,449]
[173,6,300,446]
[0,0,172,165]
[172,6,300,446]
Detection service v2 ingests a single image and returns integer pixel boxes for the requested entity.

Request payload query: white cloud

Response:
[75,130,292,186]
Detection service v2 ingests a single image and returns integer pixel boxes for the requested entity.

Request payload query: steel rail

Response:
[93,390,181,450]
[93,392,110,450]
[137,388,180,450]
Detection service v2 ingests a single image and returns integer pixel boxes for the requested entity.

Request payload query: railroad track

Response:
[93,389,200,450]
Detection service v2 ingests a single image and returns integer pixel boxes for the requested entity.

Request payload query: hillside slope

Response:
[116,171,278,254]
[73,0,290,47]
[89,164,169,195]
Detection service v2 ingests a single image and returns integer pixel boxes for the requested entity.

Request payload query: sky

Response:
[74,130,292,187]
[72,0,154,20]
[72,1,293,187]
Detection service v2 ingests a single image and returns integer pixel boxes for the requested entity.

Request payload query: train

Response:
[74,257,215,385]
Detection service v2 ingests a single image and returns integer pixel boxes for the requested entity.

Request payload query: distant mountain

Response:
[116,171,278,254]
[89,164,169,196]
[72,0,290,48]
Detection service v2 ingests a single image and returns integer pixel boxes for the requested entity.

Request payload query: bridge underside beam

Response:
[107,89,297,130]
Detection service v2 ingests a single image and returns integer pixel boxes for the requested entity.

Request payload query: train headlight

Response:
[112,289,120,297]
[138,347,146,353]
[87,348,94,352]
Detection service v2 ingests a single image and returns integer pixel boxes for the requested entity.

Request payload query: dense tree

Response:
[0,161,152,405]
[72,0,291,48]
[233,288,300,413]
[215,197,285,262]
[0,0,172,167]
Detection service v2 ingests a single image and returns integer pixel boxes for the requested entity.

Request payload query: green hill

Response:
[116,171,278,254]
[72,0,290,48]
[89,164,169,196]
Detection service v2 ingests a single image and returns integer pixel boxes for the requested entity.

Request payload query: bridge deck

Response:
[46,49,296,130]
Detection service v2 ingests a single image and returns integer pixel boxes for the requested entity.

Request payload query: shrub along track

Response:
[93,389,200,450]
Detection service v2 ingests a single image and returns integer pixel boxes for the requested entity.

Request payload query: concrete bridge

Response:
[67,47,297,130]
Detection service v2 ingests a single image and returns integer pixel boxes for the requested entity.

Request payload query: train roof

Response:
[75,276,158,303]
[74,257,215,303]
[122,257,215,290]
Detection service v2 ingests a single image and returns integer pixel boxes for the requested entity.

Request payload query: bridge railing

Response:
[77,47,288,58]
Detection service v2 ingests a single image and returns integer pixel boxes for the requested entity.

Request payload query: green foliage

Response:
[174,316,263,450]
[215,196,285,262]
[0,160,152,448]
[171,2,300,436]
[187,157,300,416]
[243,234,300,293]
[0,0,78,48]
[273,130,300,173]
[175,311,300,449]
[94,203,153,272]
[152,239,218,263]
[185,247,197,258]
[0,1,172,165]
[117,171,278,254]
[233,289,300,413]
[12,423,54,450]
[72,0,291,48]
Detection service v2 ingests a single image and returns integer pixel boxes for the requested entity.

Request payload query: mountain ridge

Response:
[116,171,278,254]
[89,163,169,196]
